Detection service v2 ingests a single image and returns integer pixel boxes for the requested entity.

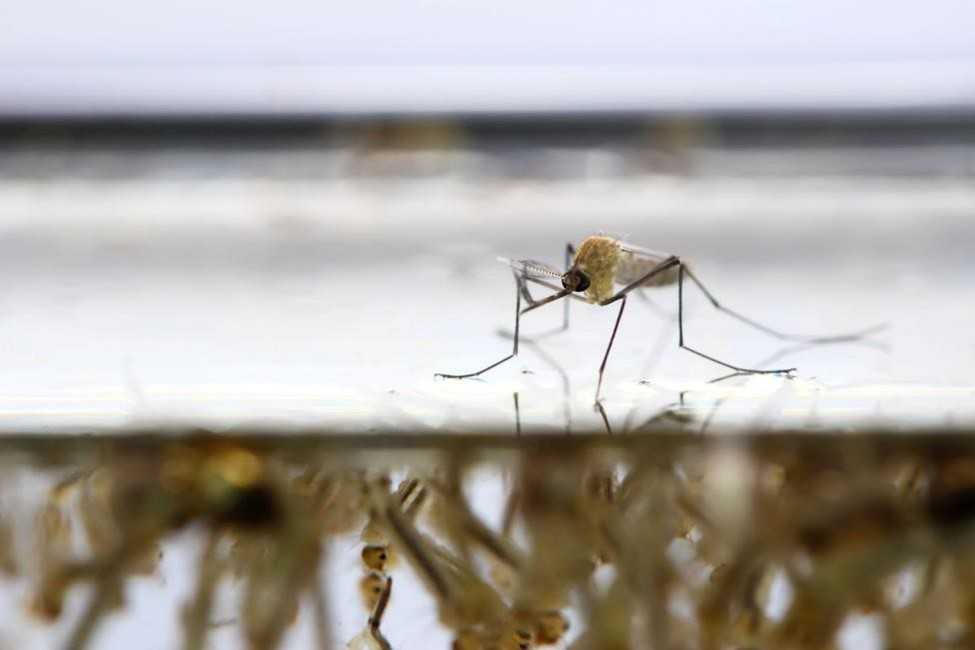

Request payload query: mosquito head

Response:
[561,268,590,293]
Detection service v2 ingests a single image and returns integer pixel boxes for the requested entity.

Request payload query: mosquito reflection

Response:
[658,337,893,435]
[500,329,575,435]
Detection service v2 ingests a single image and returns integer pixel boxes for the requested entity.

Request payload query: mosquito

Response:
[435,235,884,401]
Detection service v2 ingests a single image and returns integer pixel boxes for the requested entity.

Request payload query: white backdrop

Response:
[1,0,974,114]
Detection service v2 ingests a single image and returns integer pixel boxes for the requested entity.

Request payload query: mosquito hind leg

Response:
[683,265,886,343]
[435,271,523,379]
[677,264,796,375]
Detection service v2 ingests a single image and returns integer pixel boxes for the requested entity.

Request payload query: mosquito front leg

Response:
[503,245,580,343]
[563,242,575,331]
[435,271,524,380]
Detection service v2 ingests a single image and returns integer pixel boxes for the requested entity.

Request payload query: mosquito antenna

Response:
[498,257,563,280]
[526,263,563,279]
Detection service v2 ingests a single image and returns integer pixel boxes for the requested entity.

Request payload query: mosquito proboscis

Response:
[435,235,885,402]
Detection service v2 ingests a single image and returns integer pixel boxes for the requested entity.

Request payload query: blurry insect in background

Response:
[437,235,884,402]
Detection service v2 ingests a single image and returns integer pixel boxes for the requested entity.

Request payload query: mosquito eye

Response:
[574,272,590,292]
[562,270,590,292]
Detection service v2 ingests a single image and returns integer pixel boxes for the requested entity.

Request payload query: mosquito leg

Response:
[563,242,575,331]
[677,264,796,375]
[516,272,538,307]
[600,256,681,305]
[594,400,614,435]
[436,271,524,379]
[498,272,584,342]
[683,265,886,343]
[513,392,522,435]
[595,296,627,403]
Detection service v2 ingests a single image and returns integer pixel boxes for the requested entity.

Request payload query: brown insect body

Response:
[571,236,678,304]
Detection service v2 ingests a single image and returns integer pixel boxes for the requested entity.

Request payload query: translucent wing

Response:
[616,241,679,287]
[617,241,673,264]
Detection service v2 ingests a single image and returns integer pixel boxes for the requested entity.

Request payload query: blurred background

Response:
[1,1,974,647]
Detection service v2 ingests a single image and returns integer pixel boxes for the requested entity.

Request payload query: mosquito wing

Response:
[616,241,679,287]
[617,241,673,264]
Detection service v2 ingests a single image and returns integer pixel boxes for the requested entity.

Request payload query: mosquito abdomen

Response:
[615,249,679,288]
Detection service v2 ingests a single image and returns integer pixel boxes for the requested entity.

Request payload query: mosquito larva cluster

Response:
[349,477,414,649]
[5,430,975,650]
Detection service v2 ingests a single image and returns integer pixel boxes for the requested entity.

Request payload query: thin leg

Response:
[599,256,681,305]
[595,400,614,435]
[683,265,886,343]
[523,275,589,305]
[436,272,523,379]
[503,248,584,341]
[677,265,795,375]
[516,271,539,308]
[595,297,627,402]
[562,242,575,330]
[513,392,522,435]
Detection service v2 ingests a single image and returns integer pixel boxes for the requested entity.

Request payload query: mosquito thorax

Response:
[561,268,591,293]
[572,235,622,302]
